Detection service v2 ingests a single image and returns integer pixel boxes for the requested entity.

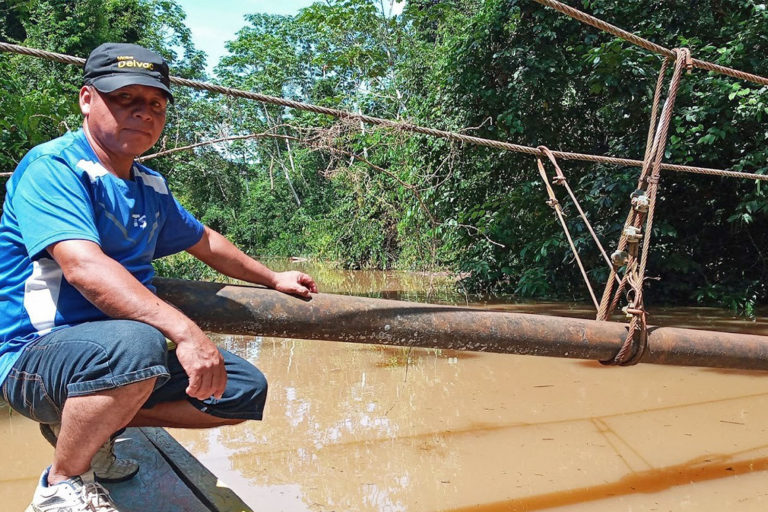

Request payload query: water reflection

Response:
[174,338,471,511]
[263,259,466,306]
[169,332,768,511]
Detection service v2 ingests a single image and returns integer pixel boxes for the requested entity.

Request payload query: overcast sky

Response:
[175,0,403,75]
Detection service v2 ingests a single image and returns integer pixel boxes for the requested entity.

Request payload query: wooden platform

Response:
[106,427,252,512]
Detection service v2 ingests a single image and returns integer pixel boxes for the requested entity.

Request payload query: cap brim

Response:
[89,73,174,103]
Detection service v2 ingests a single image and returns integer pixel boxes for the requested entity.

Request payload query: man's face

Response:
[80,84,168,159]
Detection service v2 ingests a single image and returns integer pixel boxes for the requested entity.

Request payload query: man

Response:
[0,42,318,512]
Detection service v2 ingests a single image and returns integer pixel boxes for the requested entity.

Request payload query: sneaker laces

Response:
[80,481,117,511]
[94,436,117,464]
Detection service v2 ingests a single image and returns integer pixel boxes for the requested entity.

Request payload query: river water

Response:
[3,262,768,511]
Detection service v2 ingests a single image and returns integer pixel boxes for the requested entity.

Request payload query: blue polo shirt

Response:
[0,129,204,385]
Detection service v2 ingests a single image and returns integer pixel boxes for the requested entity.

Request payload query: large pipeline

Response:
[154,278,768,371]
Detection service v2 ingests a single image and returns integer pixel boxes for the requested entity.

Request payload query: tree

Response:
[397,0,768,310]
[0,0,205,207]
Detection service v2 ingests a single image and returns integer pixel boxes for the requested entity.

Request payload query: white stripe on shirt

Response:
[23,258,63,335]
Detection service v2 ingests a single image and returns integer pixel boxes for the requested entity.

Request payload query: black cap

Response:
[84,43,174,103]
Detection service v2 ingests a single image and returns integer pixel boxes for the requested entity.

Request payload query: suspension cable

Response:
[533,0,768,87]
[1,41,766,182]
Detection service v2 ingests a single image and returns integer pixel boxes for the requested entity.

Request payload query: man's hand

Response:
[272,271,319,298]
[174,330,227,400]
[188,228,320,297]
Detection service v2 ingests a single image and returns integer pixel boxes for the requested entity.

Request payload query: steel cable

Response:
[1,42,766,182]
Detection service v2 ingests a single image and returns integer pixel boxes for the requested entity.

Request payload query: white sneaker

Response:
[39,423,140,483]
[26,467,119,512]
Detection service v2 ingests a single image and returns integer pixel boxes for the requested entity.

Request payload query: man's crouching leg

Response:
[49,378,156,485]
[130,348,268,428]
[1,319,172,486]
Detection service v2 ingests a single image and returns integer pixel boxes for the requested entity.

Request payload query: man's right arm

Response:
[47,239,227,400]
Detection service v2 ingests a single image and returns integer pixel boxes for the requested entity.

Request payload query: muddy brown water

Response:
[3,263,768,511]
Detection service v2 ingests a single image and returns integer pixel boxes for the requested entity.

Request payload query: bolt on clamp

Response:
[623,226,643,242]
[630,190,650,212]
[610,250,629,267]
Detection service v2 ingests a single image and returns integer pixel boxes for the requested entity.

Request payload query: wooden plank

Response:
[141,427,253,512]
[104,427,210,512]
[104,427,252,512]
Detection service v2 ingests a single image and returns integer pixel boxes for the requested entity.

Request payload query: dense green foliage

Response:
[2,0,767,311]
[401,0,768,312]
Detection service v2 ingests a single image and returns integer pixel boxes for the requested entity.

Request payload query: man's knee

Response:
[242,369,268,414]
[202,356,268,421]
[143,347,267,420]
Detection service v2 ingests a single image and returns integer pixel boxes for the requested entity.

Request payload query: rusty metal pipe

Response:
[154,278,768,371]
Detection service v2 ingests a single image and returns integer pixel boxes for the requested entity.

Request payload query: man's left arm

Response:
[186,226,318,298]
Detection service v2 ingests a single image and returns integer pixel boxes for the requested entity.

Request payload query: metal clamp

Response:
[630,190,650,212]
[623,226,643,243]
[611,250,628,267]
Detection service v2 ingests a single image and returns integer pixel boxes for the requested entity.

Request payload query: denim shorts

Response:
[1,319,267,424]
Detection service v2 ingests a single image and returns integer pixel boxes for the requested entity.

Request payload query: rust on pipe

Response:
[154,278,768,371]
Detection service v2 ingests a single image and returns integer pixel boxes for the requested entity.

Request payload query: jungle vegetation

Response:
[1,0,767,313]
